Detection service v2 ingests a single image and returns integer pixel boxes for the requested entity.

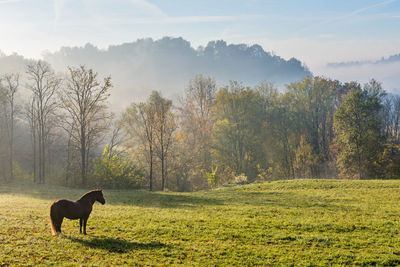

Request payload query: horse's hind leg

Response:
[79,218,83,234]
[56,217,64,234]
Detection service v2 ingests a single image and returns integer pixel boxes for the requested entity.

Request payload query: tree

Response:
[0,74,19,181]
[24,97,38,182]
[121,100,156,190]
[26,61,61,184]
[177,74,217,190]
[265,92,296,179]
[213,81,265,180]
[60,66,112,186]
[286,77,345,177]
[294,136,318,178]
[151,92,176,191]
[377,142,400,179]
[333,86,383,179]
[0,80,7,181]
[122,91,176,191]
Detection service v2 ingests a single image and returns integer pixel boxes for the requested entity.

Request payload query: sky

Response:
[0,0,399,76]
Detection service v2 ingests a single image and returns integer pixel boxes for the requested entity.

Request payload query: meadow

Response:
[1,179,400,266]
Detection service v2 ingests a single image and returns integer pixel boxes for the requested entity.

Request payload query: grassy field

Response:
[1,180,400,266]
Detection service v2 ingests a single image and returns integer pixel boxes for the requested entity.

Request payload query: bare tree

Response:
[25,97,38,183]
[26,61,61,184]
[0,80,7,181]
[177,75,217,190]
[60,66,112,186]
[106,122,124,155]
[121,101,156,190]
[0,74,20,181]
[121,91,176,191]
[151,92,176,191]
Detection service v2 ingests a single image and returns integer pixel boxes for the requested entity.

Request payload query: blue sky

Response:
[0,0,399,70]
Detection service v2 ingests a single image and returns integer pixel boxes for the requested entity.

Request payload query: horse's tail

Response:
[49,203,58,235]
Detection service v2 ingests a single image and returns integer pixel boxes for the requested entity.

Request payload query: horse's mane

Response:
[78,189,102,201]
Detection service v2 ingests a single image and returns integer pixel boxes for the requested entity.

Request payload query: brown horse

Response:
[49,189,105,235]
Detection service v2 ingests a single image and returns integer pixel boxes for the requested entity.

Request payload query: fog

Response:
[41,37,310,111]
[320,55,400,94]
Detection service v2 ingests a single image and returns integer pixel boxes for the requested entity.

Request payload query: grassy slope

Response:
[1,180,400,266]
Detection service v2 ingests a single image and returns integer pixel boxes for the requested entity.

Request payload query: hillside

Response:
[1,179,400,265]
[43,37,311,107]
[0,38,311,110]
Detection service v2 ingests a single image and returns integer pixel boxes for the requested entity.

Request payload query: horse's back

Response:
[51,199,84,219]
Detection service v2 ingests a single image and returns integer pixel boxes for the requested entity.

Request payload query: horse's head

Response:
[95,189,105,205]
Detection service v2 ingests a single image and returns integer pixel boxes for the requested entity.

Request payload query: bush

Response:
[234,173,248,184]
[92,146,146,189]
[13,162,31,182]
[206,167,219,189]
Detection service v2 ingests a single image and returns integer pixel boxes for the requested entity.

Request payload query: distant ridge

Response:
[43,37,310,101]
[327,53,400,68]
[0,37,311,108]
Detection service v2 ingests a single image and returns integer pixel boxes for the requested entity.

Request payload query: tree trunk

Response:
[81,125,87,186]
[9,103,14,181]
[66,134,71,185]
[149,145,153,191]
[41,129,45,183]
[161,129,165,191]
[38,131,42,183]
[33,130,37,183]
[161,153,165,191]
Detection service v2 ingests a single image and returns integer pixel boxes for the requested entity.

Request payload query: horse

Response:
[49,189,105,235]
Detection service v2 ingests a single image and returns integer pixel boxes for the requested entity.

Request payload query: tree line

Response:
[1,61,399,191]
[0,62,112,187]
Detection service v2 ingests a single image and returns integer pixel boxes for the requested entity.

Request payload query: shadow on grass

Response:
[107,191,224,208]
[67,236,168,253]
[0,182,354,211]
[0,182,223,209]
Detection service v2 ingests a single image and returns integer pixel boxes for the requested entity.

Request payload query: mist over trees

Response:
[41,37,310,109]
[323,52,400,95]
[1,39,400,191]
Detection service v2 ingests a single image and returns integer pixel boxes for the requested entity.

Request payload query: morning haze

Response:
[1,0,400,265]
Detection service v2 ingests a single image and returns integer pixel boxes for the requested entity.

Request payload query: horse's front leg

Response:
[83,217,88,235]
[79,218,83,234]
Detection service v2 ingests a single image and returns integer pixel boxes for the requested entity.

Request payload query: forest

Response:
[0,59,399,191]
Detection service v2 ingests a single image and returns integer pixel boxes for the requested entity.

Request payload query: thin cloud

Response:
[0,0,24,3]
[294,0,397,36]
[162,15,263,23]
[54,0,66,25]
[118,14,263,24]
[55,14,263,27]
[52,0,263,27]
[319,34,334,39]
[54,0,167,26]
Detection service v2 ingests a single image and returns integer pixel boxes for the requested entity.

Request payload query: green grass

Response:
[1,179,400,265]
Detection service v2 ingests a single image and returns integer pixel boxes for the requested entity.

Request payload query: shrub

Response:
[92,146,146,189]
[13,162,31,182]
[206,166,219,189]
[234,173,248,184]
